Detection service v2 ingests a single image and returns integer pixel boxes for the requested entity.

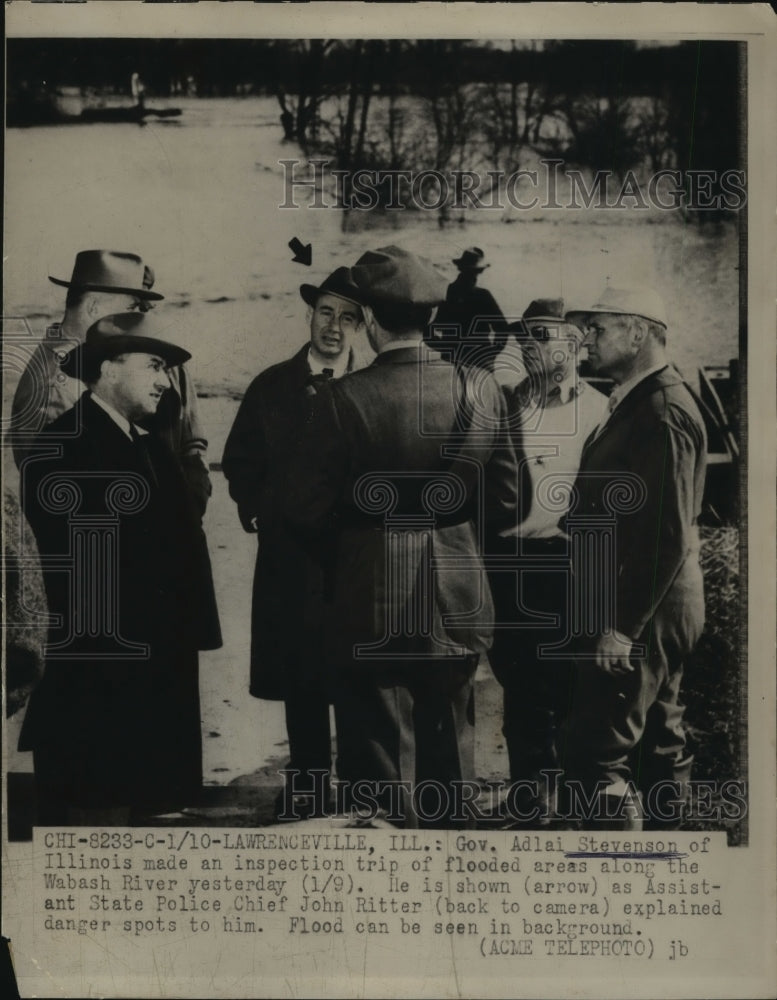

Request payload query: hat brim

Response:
[61,335,190,377]
[522,315,570,326]
[452,258,489,270]
[299,283,363,308]
[517,318,585,339]
[565,307,667,329]
[48,275,164,301]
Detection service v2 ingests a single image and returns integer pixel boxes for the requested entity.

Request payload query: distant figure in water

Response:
[131,72,146,112]
[427,246,509,371]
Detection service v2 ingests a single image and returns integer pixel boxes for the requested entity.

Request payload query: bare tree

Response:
[633,95,676,172]
[273,39,336,151]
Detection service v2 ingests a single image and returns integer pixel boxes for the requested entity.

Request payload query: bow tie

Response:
[306,368,334,387]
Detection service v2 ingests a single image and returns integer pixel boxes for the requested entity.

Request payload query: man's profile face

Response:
[106,352,170,421]
[582,313,634,376]
[309,293,361,360]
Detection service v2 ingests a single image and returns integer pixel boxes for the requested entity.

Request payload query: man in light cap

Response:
[10,250,212,515]
[222,266,366,819]
[561,286,707,829]
[286,246,520,828]
[18,312,222,825]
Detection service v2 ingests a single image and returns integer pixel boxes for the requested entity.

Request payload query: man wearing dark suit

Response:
[10,250,212,517]
[18,312,222,825]
[562,287,707,829]
[286,246,520,827]
[427,246,509,371]
[221,267,365,818]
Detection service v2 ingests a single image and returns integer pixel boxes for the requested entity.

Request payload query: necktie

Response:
[130,424,158,489]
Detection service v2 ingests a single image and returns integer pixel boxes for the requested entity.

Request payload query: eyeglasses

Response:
[521,323,554,342]
[521,322,579,343]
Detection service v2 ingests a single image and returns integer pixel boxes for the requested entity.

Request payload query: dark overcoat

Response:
[284,345,521,667]
[221,344,328,699]
[429,279,509,368]
[18,393,221,807]
[570,365,707,649]
[561,365,708,791]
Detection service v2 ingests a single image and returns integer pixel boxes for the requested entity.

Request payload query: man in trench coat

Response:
[285,246,521,827]
[562,287,707,829]
[19,312,222,825]
[221,267,366,817]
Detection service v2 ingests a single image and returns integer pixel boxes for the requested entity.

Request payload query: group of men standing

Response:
[11,242,708,831]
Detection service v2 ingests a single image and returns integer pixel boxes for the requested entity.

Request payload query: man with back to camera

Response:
[10,249,212,516]
[285,246,521,828]
[562,286,707,830]
[222,266,366,819]
[18,312,222,825]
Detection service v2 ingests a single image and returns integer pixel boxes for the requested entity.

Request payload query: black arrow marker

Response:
[289,237,312,266]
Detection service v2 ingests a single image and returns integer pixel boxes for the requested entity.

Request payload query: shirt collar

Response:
[377,338,424,355]
[518,372,579,407]
[307,345,353,378]
[610,363,668,412]
[90,391,148,440]
[550,373,579,405]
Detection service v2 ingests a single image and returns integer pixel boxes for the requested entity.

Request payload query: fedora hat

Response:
[523,298,565,323]
[352,245,447,307]
[565,286,668,329]
[300,266,363,308]
[514,297,583,339]
[61,312,191,378]
[507,299,582,340]
[451,246,489,271]
[49,250,164,301]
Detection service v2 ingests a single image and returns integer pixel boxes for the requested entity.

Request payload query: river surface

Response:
[5,96,740,398]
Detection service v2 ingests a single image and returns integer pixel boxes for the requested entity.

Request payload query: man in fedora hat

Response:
[10,250,212,516]
[427,245,509,371]
[487,298,607,821]
[561,286,707,829]
[18,312,222,825]
[285,246,520,827]
[222,265,366,819]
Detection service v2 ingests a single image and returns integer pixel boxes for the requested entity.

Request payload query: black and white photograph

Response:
[2,3,775,998]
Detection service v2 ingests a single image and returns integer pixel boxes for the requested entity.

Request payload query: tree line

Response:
[8,38,743,217]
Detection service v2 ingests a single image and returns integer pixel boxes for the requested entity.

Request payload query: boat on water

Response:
[7,87,181,127]
[78,105,182,124]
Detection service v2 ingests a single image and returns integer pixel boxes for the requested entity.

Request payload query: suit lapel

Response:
[81,395,136,458]
[580,366,675,460]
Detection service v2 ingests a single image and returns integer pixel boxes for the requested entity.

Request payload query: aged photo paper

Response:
[2,2,776,998]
